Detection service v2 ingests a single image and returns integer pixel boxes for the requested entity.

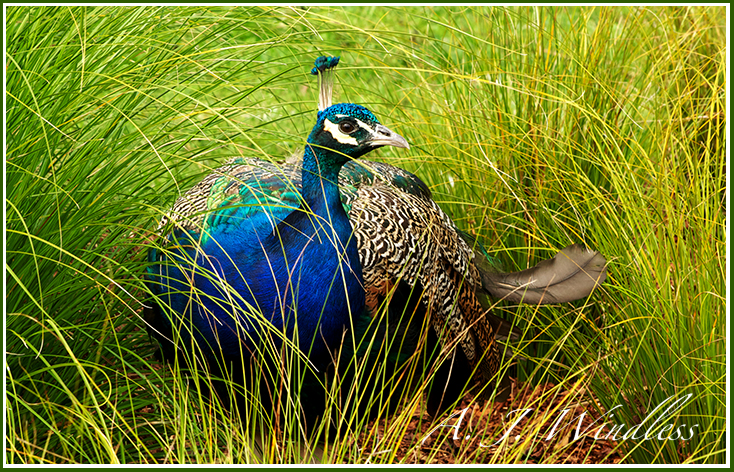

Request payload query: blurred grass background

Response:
[5,5,727,464]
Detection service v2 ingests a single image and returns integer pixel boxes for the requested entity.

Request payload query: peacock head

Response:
[307,102,409,162]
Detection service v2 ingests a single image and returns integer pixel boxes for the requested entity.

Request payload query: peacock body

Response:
[146,56,607,428]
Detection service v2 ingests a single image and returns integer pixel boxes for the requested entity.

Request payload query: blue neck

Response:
[300,144,345,220]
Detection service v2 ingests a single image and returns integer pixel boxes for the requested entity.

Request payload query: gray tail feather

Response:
[481,244,607,305]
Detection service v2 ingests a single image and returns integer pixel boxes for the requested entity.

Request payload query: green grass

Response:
[5,5,726,464]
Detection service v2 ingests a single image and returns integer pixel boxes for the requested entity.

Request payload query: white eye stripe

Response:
[323,118,359,145]
[355,119,373,132]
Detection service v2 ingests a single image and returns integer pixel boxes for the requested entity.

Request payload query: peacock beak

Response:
[368,124,410,149]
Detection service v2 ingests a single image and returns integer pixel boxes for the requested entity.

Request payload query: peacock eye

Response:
[339,121,356,134]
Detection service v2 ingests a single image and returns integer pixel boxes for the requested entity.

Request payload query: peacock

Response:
[145,55,607,430]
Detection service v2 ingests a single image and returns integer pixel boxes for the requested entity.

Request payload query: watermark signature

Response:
[420,392,698,447]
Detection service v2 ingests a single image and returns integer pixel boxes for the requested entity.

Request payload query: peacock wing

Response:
[158,157,304,246]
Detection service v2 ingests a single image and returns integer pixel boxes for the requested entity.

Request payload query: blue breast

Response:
[148,159,364,366]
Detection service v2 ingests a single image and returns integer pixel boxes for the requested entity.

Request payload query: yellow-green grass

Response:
[5,5,726,464]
